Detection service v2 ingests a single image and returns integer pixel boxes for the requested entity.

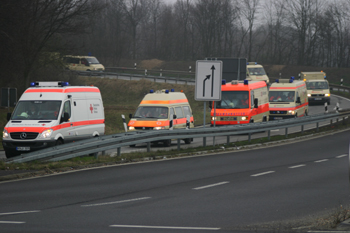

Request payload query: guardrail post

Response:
[316,122,319,132]
[203,137,206,147]
[177,139,180,151]
[227,135,230,144]
[248,133,251,142]
[134,63,137,69]
[145,69,147,76]
[117,147,121,156]
[341,78,343,86]
[189,66,191,73]
[160,69,162,77]
[301,125,304,134]
[147,142,150,152]
[94,152,99,159]
[285,128,288,138]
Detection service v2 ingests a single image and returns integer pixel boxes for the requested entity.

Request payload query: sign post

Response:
[195,60,222,147]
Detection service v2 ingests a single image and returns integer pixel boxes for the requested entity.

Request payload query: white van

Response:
[63,55,105,72]
[2,81,105,158]
[301,71,331,105]
[246,62,269,84]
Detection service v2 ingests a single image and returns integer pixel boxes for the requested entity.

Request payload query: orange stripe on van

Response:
[140,99,188,105]
[25,88,100,93]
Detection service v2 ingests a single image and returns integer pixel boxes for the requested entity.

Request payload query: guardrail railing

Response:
[6,109,349,164]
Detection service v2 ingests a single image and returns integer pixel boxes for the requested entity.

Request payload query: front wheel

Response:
[55,139,63,146]
[184,138,192,144]
[163,139,171,147]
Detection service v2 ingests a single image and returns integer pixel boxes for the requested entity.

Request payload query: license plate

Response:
[274,117,283,120]
[314,98,322,100]
[16,147,30,151]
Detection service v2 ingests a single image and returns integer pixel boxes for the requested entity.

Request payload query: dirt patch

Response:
[140,59,164,69]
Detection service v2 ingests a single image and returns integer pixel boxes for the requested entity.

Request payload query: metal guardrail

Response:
[6,110,349,164]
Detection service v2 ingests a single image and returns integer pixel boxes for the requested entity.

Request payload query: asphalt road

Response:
[0,127,349,232]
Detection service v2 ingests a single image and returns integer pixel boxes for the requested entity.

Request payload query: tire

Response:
[184,138,192,144]
[55,139,63,146]
[305,110,308,116]
[163,139,171,147]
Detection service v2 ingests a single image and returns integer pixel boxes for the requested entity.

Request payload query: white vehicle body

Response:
[246,62,269,84]
[2,81,105,158]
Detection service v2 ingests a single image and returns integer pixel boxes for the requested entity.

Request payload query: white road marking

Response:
[251,171,275,177]
[0,221,25,224]
[81,197,151,207]
[193,181,229,190]
[110,224,220,230]
[289,164,306,169]
[0,210,40,216]
[314,159,329,163]
[336,154,347,158]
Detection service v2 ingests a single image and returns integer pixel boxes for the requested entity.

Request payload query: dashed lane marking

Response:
[289,164,306,169]
[193,181,229,190]
[110,224,220,230]
[81,197,151,207]
[251,171,275,177]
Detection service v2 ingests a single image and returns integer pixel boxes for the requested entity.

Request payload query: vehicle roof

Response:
[24,86,100,94]
[269,80,306,89]
[221,81,266,91]
[64,55,97,59]
[140,90,189,105]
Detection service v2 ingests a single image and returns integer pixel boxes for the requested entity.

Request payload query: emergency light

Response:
[244,80,249,85]
[222,80,226,85]
[150,89,154,93]
[275,79,279,83]
[165,89,169,94]
[30,81,70,87]
[171,89,175,92]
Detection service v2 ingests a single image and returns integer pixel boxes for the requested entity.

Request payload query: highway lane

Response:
[0,128,349,232]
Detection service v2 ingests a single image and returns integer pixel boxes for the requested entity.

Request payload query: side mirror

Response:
[296,97,301,104]
[129,113,132,118]
[173,114,177,119]
[246,73,249,77]
[7,112,11,121]
[254,98,258,108]
[61,112,70,123]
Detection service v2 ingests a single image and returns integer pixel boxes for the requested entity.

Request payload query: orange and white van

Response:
[269,78,308,120]
[211,80,269,126]
[128,89,194,146]
[2,81,105,158]
[301,71,331,105]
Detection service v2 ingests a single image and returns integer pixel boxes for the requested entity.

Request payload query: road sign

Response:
[1,88,17,107]
[195,60,222,101]
[206,57,247,82]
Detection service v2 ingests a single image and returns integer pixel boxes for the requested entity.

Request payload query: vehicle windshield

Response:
[306,81,329,90]
[269,91,295,102]
[133,106,168,119]
[86,57,100,64]
[248,67,266,76]
[11,101,62,120]
[216,91,249,109]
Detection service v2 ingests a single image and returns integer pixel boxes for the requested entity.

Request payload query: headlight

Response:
[325,93,330,97]
[307,94,311,97]
[129,126,135,131]
[241,116,247,120]
[3,129,9,139]
[288,110,295,115]
[211,117,217,120]
[153,126,165,130]
[40,129,53,139]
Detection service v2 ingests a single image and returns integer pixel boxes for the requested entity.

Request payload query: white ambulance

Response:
[246,62,269,84]
[301,71,331,105]
[2,81,105,158]
[269,78,308,120]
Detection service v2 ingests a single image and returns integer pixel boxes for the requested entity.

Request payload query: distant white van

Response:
[63,55,105,72]
[2,81,105,158]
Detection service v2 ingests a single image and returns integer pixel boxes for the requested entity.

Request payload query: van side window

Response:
[170,108,174,118]
[175,107,184,118]
[183,106,191,118]
[250,92,254,108]
[81,58,89,66]
[62,101,71,121]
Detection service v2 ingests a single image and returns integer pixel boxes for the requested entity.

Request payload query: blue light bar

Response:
[275,79,279,83]
[171,89,175,92]
[150,89,154,93]
[165,89,169,94]
[244,80,248,85]
[61,82,69,86]
[289,78,293,83]
[30,82,36,87]
[222,79,226,85]
[324,75,327,79]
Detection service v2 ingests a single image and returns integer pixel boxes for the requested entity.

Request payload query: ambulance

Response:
[63,55,105,72]
[269,78,308,120]
[246,62,269,84]
[2,81,105,158]
[301,71,331,105]
[128,89,194,146]
[210,80,269,126]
